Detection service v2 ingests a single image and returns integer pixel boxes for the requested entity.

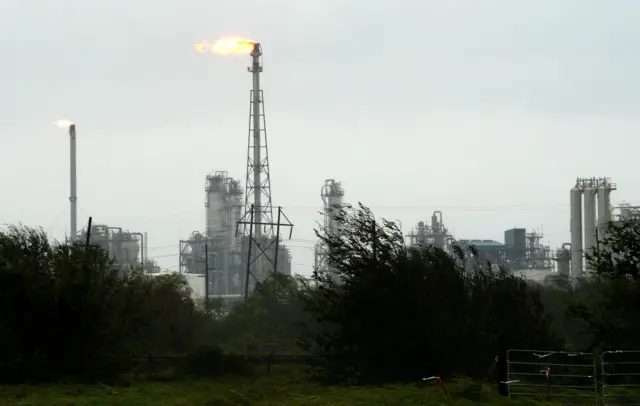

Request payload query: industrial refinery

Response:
[404,212,553,280]
[75,224,159,272]
[398,176,640,282]
[178,170,292,298]
[405,211,453,250]
[179,39,292,303]
[50,38,639,300]
[53,121,159,274]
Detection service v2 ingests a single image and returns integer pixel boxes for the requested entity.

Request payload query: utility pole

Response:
[84,217,92,251]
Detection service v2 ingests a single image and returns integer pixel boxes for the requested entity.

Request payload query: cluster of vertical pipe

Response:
[570,178,614,276]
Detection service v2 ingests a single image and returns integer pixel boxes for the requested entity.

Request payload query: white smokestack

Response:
[69,124,77,243]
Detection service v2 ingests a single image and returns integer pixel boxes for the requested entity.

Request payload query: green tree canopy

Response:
[0,225,210,383]
[571,219,640,350]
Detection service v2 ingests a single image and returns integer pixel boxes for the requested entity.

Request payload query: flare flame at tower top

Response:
[243,42,274,240]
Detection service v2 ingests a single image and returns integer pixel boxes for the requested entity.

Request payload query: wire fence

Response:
[601,350,640,405]
[55,349,640,403]
[506,349,598,405]
[505,349,640,405]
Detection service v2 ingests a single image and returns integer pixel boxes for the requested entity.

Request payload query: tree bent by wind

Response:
[0,225,208,383]
[300,203,556,385]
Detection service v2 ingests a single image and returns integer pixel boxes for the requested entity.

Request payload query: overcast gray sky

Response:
[1,0,639,275]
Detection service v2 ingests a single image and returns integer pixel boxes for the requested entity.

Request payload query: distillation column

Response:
[597,179,615,237]
[314,179,344,274]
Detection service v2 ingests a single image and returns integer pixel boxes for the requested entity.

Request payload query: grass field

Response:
[0,366,554,405]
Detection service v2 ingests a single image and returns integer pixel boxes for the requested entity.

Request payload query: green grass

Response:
[0,366,555,405]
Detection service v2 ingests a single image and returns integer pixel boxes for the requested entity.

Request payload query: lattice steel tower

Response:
[243,43,274,240]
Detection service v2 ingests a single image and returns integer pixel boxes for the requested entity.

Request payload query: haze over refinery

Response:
[2,0,640,278]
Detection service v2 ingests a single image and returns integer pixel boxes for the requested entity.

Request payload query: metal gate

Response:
[507,349,598,404]
[601,350,640,405]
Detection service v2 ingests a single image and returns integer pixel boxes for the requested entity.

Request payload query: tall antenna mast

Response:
[244,42,274,240]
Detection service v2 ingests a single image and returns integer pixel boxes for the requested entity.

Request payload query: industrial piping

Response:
[569,185,582,276]
[69,124,77,243]
[583,186,597,273]
[570,177,616,277]
[131,232,145,267]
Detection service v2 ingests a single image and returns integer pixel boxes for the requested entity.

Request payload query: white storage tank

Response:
[186,274,206,299]
[597,181,611,234]
[556,245,571,276]
[121,239,140,265]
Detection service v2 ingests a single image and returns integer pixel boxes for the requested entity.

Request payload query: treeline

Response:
[1,204,639,386]
[0,225,215,383]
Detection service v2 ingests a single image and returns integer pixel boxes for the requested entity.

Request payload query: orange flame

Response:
[53,119,74,128]
[194,37,256,55]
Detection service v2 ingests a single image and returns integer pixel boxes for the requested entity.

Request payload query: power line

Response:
[104,203,569,224]
[274,204,570,210]
[147,253,180,259]
[146,244,180,251]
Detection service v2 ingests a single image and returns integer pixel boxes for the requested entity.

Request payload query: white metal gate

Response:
[507,349,598,405]
[601,350,640,405]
